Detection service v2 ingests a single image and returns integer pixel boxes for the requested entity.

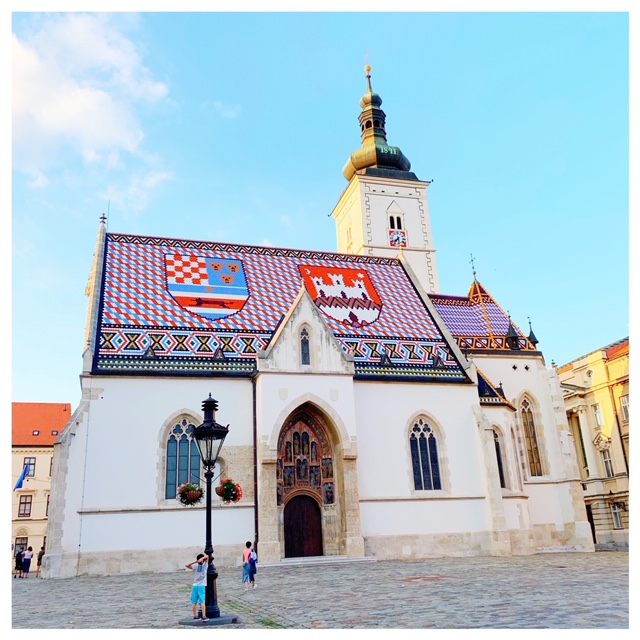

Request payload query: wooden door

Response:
[284,494,323,558]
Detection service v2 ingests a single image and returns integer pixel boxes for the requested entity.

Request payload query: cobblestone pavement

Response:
[11,552,629,630]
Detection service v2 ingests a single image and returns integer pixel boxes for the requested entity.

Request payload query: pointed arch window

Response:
[521,399,542,477]
[300,327,310,365]
[493,430,507,488]
[165,419,201,499]
[410,418,441,490]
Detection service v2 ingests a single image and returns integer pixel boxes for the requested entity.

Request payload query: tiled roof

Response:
[558,336,629,369]
[94,233,470,382]
[476,369,514,409]
[430,280,536,352]
[12,402,71,446]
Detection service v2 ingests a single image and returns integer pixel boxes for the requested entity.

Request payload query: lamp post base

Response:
[178,614,238,626]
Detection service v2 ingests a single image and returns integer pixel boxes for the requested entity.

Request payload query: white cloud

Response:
[12,14,168,178]
[102,170,173,214]
[213,100,241,119]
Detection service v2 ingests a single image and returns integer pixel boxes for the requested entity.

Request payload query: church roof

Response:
[430,280,537,352]
[93,233,470,382]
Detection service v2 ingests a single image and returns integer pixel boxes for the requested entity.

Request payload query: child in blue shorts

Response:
[185,553,209,621]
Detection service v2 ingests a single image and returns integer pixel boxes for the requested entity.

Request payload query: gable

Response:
[94,233,470,382]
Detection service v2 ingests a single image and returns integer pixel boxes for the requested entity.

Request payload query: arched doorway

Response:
[284,494,323,558]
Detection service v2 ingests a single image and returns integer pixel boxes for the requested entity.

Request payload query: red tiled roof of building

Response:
[12,402,71,446]
[606,338,629,360]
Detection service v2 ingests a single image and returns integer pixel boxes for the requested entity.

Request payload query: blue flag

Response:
[14,464,28,490]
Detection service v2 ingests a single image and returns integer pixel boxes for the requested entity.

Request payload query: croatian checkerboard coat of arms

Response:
[165,253,249,320]
[299,265,382,328]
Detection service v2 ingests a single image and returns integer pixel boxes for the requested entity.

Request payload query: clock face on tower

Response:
[388,229,407,248]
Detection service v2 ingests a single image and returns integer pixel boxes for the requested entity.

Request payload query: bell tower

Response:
[331,65,439,293]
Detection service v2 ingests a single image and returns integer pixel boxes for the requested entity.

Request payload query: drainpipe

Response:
[252,371,259,553]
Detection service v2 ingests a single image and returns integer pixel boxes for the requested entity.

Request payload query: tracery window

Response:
[521,399,542,476]
[165,418,201,499]
[277,414,333,506]
[410,418,441,490]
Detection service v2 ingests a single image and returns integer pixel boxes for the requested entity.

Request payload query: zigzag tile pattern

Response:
[96,234,469,378]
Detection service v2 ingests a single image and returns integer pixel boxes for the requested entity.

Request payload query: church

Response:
[43,67,593,578]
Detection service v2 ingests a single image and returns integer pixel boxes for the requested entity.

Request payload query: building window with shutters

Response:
[601,448,614,478]
[24,457,36,477]
[18,495,32,518]
[620,395,629,422]
[592,403,604,427]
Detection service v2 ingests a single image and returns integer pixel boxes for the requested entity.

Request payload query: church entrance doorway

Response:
[284,494,323,558]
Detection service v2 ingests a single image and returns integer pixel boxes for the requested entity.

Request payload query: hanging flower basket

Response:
[215,478,243,504]
[176,482,204,506]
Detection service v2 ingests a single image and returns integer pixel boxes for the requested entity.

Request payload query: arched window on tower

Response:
[521,399,543,476]
[389,216,395,230]
[300,327,310,365]
[396,216,402,230]
[165,419,201,499]
[410,418,442,490]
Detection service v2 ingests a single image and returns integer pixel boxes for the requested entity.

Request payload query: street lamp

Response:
[180,393,237,626]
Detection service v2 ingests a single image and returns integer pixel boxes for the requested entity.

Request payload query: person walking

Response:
[242,541,252,592]
[14,548,23,578]
[36,547,45,578]
[21,547,34,578]
[185,553,209,622]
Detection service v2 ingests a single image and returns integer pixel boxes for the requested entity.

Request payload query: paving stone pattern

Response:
[12,552,629,629]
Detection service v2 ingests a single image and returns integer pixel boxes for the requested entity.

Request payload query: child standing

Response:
[185,553,209,621]
[242,541,252,591]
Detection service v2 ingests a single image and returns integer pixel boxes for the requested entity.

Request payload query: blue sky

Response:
[9,5,631,407]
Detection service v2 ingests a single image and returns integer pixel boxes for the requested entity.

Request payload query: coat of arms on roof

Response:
[299,265,382,328]
[165,253,249,320]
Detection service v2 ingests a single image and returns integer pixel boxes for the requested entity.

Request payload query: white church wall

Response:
[76,504,254,552]
[75,376,254,509]
[353,381,484,500]
[256,373,358,449]
[359,497,488,536]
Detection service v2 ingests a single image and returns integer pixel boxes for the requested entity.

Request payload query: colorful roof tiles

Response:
[94,234,470,382]
[430,280,537,352]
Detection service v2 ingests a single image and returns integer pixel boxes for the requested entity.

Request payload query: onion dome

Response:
[342,65,416,181]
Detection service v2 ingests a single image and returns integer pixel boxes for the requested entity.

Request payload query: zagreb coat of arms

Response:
[299,265,382,328]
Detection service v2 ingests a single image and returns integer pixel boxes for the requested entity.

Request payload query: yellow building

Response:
[558,338,629,548]
[12,403,70,557]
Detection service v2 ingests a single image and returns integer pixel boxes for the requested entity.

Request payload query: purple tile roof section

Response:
[430,281,536,352]
[95,234,470,380]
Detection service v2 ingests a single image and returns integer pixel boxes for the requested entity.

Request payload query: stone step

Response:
[258,555,377,568]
